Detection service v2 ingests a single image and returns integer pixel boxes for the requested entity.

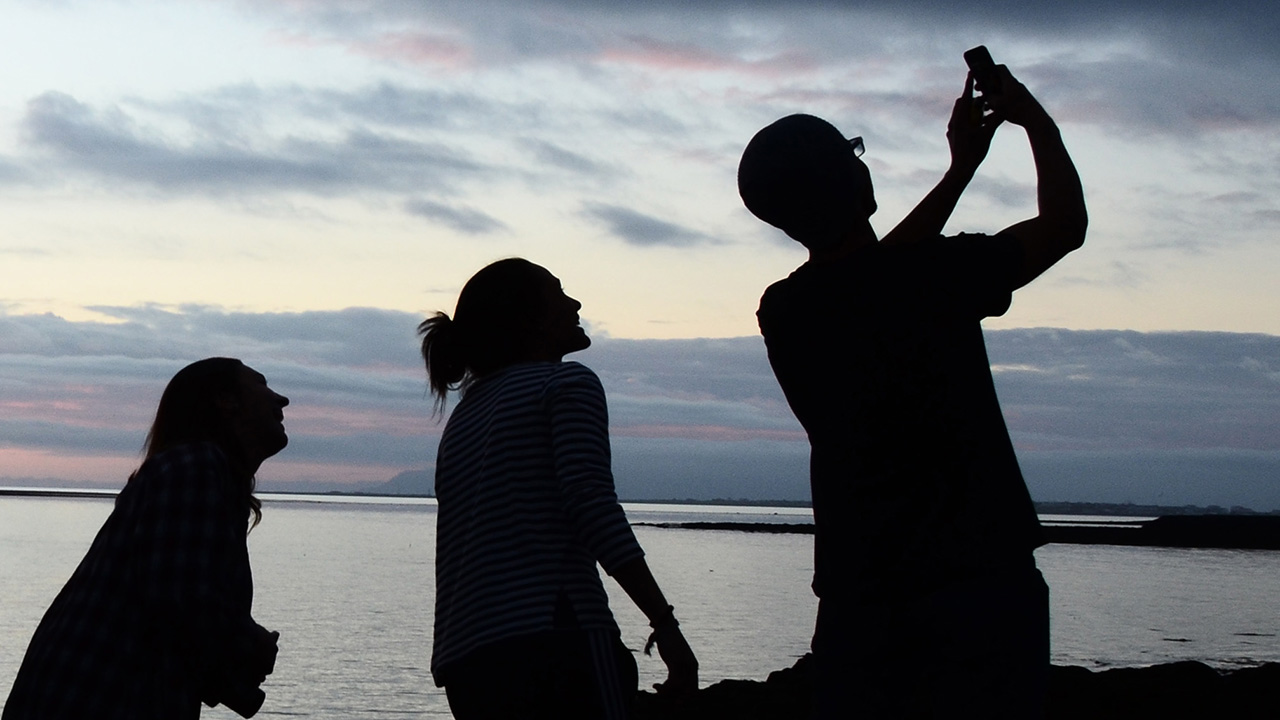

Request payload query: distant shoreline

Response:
[6,487,1278,549]
[2,487,1277,518]
[0,487,118,499]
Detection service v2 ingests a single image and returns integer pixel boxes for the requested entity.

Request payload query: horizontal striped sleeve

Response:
[545,365,644,574]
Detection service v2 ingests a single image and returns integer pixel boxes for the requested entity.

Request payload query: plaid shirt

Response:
[3,442,271,720]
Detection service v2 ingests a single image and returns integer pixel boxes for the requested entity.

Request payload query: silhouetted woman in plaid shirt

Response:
[4,357,287,720]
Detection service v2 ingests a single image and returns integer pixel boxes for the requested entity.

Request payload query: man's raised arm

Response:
[880,73,1003,247]
[989,65,1088,289]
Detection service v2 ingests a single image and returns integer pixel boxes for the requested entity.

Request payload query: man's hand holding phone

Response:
[963,46,1053,131]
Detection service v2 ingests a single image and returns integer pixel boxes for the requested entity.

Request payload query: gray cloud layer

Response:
[21,91,493,197]
[2,307,1277,506]
[581,202,714,248]
[6,0,1278,252]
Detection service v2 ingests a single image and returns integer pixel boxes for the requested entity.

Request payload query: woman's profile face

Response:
[229,364,291,462]
[533,267,591,360]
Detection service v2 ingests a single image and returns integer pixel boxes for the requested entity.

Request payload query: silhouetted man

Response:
[739,63,1086,717]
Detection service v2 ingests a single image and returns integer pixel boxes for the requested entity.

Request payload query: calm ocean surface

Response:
[2,494,1278,718]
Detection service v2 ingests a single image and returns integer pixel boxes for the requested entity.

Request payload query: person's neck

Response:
[224,434,265,479]
[808,222,878,264]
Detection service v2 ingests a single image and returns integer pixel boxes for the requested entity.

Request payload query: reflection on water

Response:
[2,496,1278,718]
[1036,543,1280,669]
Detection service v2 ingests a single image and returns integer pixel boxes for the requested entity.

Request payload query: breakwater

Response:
[634,515,1280,550]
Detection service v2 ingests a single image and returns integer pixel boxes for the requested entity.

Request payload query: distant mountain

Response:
[364,469,434,497]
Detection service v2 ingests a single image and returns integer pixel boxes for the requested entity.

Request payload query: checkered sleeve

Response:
[132,443,267,712]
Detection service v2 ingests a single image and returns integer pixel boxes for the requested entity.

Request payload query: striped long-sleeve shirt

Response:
[430,361,644,681]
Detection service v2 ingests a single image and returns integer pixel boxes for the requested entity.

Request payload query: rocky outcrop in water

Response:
[634,514,1280,549]
[633,654,1279,719]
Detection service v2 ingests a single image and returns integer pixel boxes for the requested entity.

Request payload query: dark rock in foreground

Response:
[634,654,1279,719]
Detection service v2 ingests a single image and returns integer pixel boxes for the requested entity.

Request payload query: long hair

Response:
[135,357,263,528]
[419,258,552,413]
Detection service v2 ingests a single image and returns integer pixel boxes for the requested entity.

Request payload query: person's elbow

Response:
[1057,203,1088,254]
[1004,211,1087,290]
[1066,216,1088,253]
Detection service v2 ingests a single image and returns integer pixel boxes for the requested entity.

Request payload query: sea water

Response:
[1,495,1277,718]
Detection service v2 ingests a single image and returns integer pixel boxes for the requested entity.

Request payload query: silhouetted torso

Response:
[430,361,643,684]
[3,443,263,720]
[757,233,1044,603]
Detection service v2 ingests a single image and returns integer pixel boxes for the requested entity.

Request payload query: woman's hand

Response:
[649,623,698,697]
[253,627,280,685]
[609,557,699,696]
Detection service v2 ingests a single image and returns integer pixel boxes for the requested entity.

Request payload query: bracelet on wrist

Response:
[648,605,678,631]
[643,605,680,656]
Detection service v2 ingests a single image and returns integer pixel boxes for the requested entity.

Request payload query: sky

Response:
[1,0,1278,509]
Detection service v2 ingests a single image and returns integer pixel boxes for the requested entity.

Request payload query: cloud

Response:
[580,201,716,247]
[988,329,1280,452]
[3,309,1280,505]
[520,138,617,178]
[0,156,29,184]
[20,91,494,198]
[611,437,809,501]
[75,0,1273,168]
[1021,449,1280,511]
[9,1,1276,264]
[967,175,1036,210]
[3,305,423,369]
[1056,260,1147,290]
[404,198,508,234]
[0,418,139,456]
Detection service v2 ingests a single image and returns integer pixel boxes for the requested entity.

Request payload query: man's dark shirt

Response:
[758,233,1045,604]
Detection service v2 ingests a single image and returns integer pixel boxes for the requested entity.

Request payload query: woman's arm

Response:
[546,366,699,694]
[610,557,699,695]
[134,444,273,717]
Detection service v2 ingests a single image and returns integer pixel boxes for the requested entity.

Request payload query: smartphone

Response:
[963,45,1002,95]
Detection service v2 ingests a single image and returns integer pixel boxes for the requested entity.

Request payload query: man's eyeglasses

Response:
[849,136,865,158]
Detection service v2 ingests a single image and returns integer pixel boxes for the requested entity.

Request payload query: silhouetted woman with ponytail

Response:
[421,258,698,719]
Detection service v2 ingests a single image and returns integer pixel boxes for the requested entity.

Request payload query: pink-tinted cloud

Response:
[356,30,473,68]
[599,35,817,77]
[281,404,435,439]
[615,423,805,443]
[0,448,136,487]
[257,459,411,488]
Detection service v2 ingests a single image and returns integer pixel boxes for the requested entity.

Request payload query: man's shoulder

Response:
[757,269,807,331]
[760,259,837,301]
[758,250,882,310]
[759,273,795,307]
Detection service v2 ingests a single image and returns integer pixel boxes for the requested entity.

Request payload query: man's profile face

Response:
[851,155,877,218]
